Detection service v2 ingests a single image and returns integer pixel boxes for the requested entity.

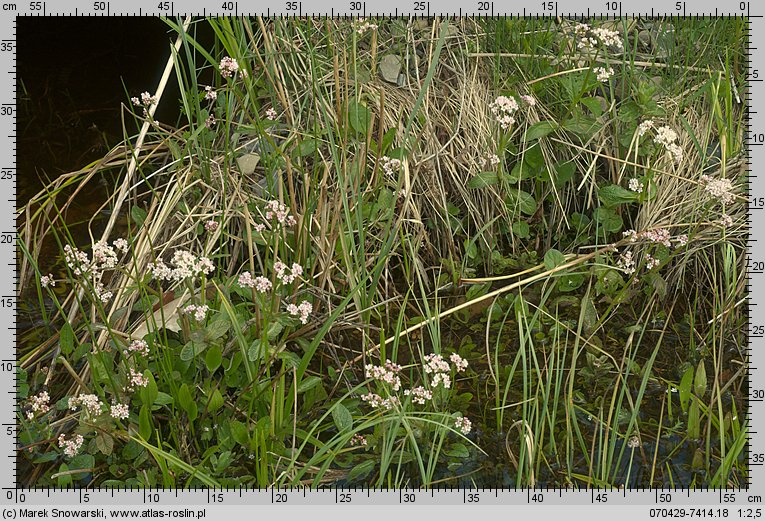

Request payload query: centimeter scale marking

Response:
[2,0,761,509]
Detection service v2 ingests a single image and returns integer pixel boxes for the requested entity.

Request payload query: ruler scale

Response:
[4,0,761,517]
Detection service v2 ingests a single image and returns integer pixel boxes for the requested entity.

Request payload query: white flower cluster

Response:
[148,250,214,283]
[356,19,378,35]
[68,394,103,416]
[380,156,402,178]
[594,66,614,82]
[265,108,278,121]
[403,385,432,405]
[616,251,636,275]
[58,434,84,458]
[628,178,644,193]
[131,91,157,107]
[40,273,55,288]
[27,391,50,420]
[652,125,684,164]
[286,300,313,324]
[454,416,472,435]
[637,119,654,137]
[573,23,624,50]
[64,238,129,303]
[623,228,672,248]
[204,86,217,101]
[700,175,736,205]
[110,403,130,420]
[490,95,520,130]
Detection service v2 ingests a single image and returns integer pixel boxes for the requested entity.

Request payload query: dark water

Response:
[18,17,183,202]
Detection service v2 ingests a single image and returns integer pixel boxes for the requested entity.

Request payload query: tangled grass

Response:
[17,16,747,488]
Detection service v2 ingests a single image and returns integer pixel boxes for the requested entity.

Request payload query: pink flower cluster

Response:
[265,108,278,121]
[182,304,209,322]
[264,200,297,227]
[127,339,149,357]
[219,56,240,78]
[361,393,400,410]
[131,92,157,107]
[238,272,273,293]
[622,228,673,248]
[128,369,149,391]
[274,261,303,284]
[350,434,367,446]
[286,300,313,324]
[204,86,217,101]
[148,250,214,283]
[365,360,402,392]
[58,434,84,457]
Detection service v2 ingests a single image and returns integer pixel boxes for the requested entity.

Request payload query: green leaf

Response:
[524,121,558,142]
[247,339,265,362]
[679,366,694,412]
[592,207,623,233]
[598,184,639,207]
[467,171,499,189]
[558,273,585,292]
[178,384,194,413]
[95,433,114,456]
[331,402,353,432]
[138,405,152,440]
[347,459,375,482]
[694,361,707,398]
[208,389,224,413]
[59,322,75,355]
[68,454,95,479]
[562,115,599,137]
[131,205,147,227]
[206,345,223,373]
[230,420,249,446]
[297,376,323,394]
[140,371,158,407]
[688,400,700,439]
[266,321,283,341]
[446,442,470,458]
[512,221,530,239]
[155,392,174,406]
[552,161,576,188]
[296,138,319,157]
[206,317,230,341]
[348,99,372,134]
[181,340,208,362]
[544,249,566,270]
[580,96,604,118]
[506,188,537,216]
